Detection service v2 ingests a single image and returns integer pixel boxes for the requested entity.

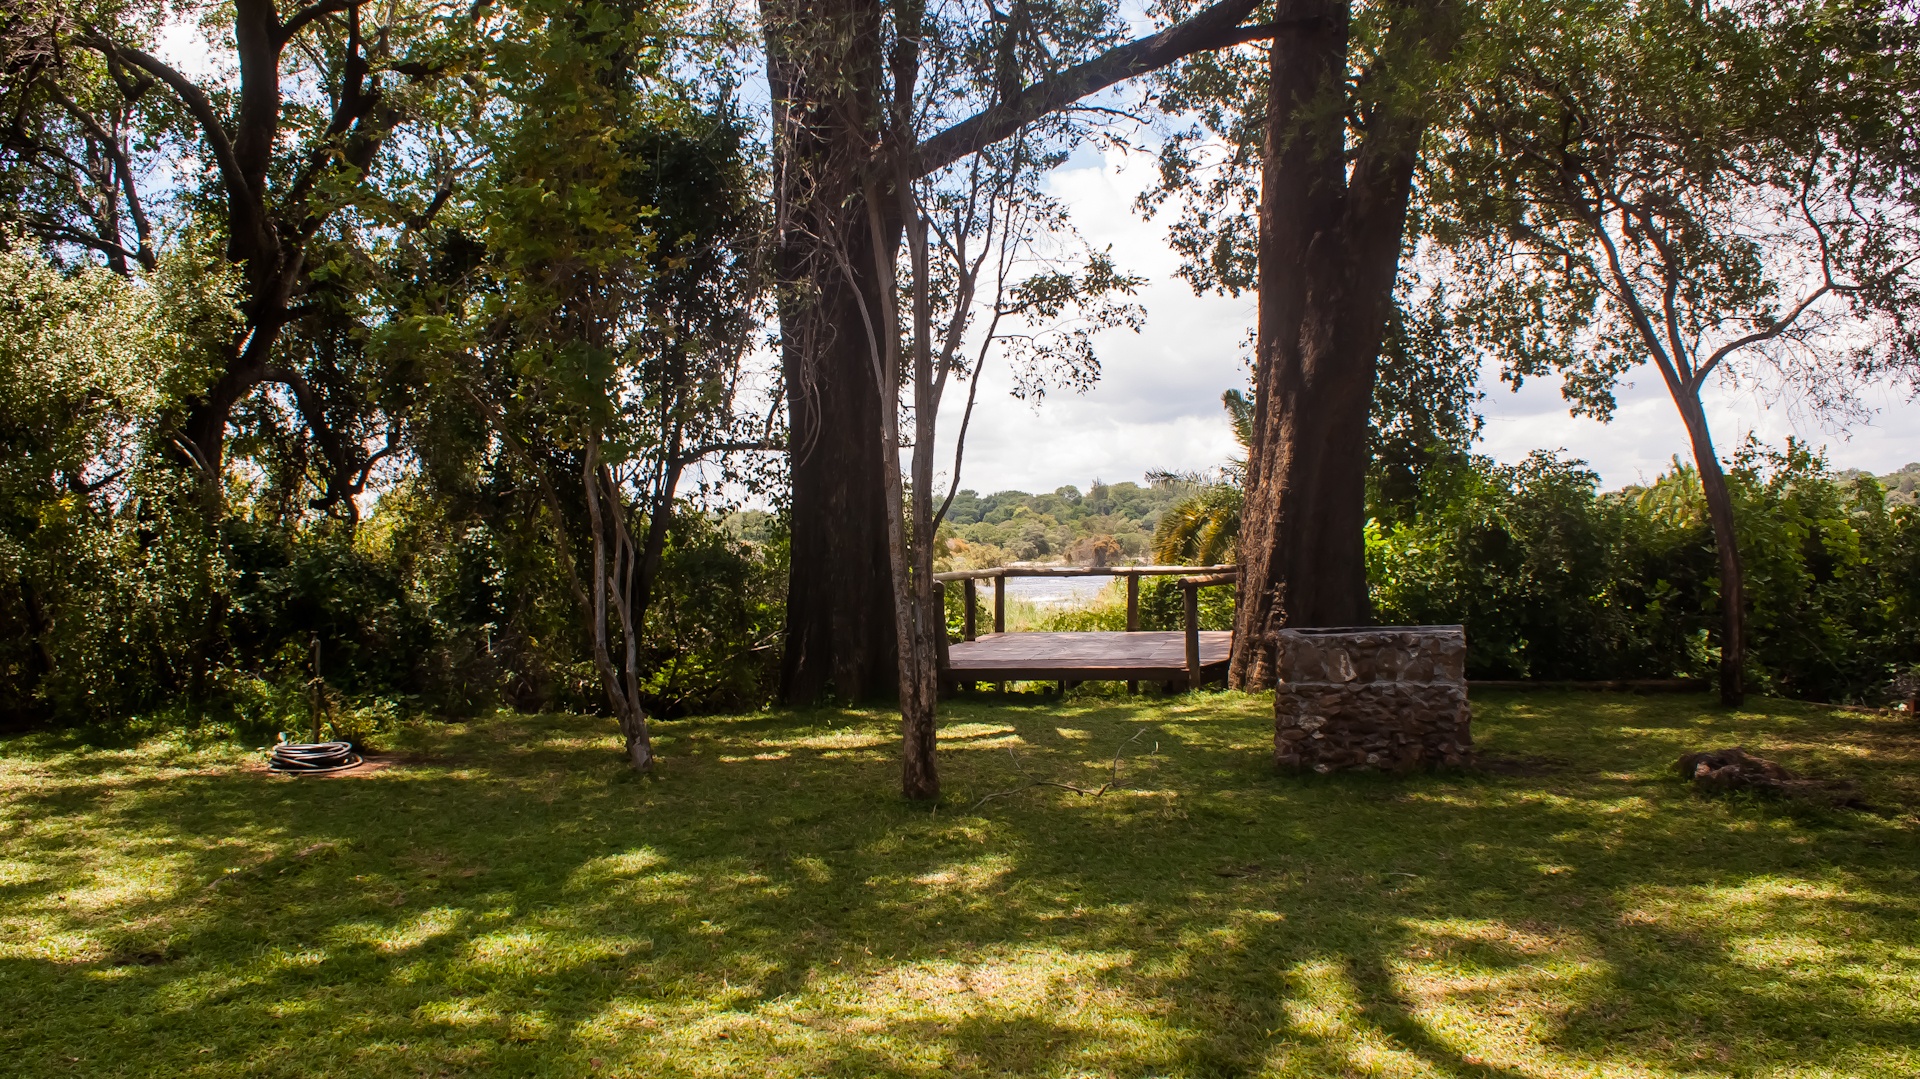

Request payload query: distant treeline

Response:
[938,479,1204,568]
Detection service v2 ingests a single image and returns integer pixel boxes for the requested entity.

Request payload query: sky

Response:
[935,146,1920,496]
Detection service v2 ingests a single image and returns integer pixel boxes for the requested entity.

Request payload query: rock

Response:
[1273,626,1471,774]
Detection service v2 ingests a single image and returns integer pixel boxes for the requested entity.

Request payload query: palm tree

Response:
[1152,391,1252,565]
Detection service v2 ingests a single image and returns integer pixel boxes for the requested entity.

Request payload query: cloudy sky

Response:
[936,146,1920,496]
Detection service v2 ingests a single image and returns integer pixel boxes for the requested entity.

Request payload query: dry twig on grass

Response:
[970,728,1155,810]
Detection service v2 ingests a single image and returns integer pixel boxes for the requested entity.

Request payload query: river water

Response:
[1002,574,1120,607]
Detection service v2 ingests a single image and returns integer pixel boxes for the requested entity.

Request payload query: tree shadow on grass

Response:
[0,696,1915,1076]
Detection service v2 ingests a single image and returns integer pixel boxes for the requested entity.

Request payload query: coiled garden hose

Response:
[268,740,362,775]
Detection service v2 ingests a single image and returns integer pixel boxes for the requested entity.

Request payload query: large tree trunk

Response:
[1232,1,1357,690]
[1230,0,1453,688]
[776,252,901,703]
[1676,395,1746,707]
[765,0,900,705]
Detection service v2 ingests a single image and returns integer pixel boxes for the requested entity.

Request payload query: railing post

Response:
[993,574,1005,634]
[963,578,977,642]
[1183,581,1201,691]
[1125,571,1140,693]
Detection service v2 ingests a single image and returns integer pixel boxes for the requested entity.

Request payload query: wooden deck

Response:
[946,631,1232,683]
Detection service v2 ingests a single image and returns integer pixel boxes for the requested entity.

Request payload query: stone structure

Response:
[1273,626,1471,773]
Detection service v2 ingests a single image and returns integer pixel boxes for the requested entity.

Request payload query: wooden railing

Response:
[934,563,1235,637]
[1174,570,1236,688]
[937,564,1238,689]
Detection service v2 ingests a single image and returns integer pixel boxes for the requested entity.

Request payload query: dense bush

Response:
[3,491,788,733]
[1369,444,1920,702]
[635,512,787,716]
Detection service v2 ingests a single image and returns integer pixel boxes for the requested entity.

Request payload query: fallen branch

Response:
[969,728,1154,810]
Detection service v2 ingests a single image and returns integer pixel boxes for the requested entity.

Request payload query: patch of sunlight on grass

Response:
[939,723,1017,740]
[415,998,504,1028]
[534,734,611,750]
[465,929,557,972]
[761,731,892,751]
[1054,727,1091,740]
[1620,876,1869,932]
[912,854,1013,894]
[1273,957,1444,1078]
[845,947,1139,1022]
[0,925,102,962]
[339,906,465,953]
[1729,934,1834,970]
[789,855,832,883]
[1390,925,1614,1079]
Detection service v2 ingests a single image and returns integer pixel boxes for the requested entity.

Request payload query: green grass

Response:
[3,692,1917,1078]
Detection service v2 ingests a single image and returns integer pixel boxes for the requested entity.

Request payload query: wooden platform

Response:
[946,631,1232,683]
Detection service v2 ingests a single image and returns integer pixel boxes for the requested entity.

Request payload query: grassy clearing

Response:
[3,691,1918,1078]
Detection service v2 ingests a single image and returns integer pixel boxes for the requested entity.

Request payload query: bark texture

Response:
[765,0,900,703]
[1231,0,1456,688]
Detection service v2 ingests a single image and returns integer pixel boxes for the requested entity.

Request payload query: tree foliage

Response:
[1370,443,1920,701]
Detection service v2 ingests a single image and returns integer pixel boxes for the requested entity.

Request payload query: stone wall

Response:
[1273,626,1472,773]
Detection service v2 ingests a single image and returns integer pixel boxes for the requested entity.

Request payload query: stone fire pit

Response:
[1273,626,1472,773]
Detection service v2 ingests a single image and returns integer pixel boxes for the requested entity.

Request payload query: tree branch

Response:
[277,0,366,44]
[265,365,360,511]
[45,86,154,267]
[76,33,250,222]
[912,0,1302,178]
[21,216,146,267]
[1696,283,1834,386]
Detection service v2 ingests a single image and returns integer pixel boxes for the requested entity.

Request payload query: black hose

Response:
[269,740,362,775]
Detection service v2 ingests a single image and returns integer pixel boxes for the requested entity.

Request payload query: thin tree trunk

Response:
[581,442,654,770]
[898,181,942,802]
[1675,395,1746,706]
[859,182,942,801]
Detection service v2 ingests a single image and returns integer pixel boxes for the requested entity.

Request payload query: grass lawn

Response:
[3,691,1918,1078]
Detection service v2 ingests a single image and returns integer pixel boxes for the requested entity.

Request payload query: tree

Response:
[0,0,474,509]
[770,0,1148,795]
[422,0,769,768]
[0,235,240,722]
[763,0,1310,703]
[1420,0,1920,703]
[1144,0,1467,687]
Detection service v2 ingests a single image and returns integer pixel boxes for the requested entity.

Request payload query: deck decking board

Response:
[946,631,1231,683]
